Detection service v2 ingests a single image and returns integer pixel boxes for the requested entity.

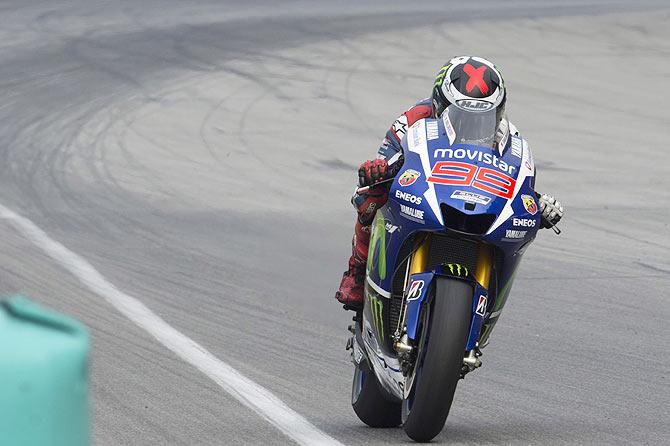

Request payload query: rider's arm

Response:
[376,100,432,170]
[350,113,407,222]
[376,113,406,171]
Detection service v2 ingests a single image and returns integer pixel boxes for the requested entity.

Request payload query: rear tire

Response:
[351,358,401,428]
[402,278,472,442]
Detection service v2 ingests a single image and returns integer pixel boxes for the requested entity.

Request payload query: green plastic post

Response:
[0,296,90,446]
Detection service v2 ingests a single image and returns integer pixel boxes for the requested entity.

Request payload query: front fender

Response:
[405,269,488,351]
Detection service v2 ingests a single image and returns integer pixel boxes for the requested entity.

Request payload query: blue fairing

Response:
[365,114,540,353]
[403,270,488,350]
[368,116,540,292]
[403,272,433,339]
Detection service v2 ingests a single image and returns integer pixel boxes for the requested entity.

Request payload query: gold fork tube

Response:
[409,234,431,275]
[474,243,493,288]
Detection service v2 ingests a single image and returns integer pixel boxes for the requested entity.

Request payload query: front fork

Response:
[394,236,494,375]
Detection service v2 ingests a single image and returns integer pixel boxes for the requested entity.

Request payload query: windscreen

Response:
[442,104,497,148]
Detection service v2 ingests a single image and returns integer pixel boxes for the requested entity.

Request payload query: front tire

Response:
[351,357,401,428]
[402,278,473,442]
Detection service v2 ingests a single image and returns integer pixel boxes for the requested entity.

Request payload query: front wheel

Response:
[402,278,473,442]
[351,357,401,428]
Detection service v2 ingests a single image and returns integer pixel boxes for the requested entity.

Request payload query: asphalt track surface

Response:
[1,1,669,444]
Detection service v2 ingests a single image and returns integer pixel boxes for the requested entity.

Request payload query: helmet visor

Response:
[443,104,497,148]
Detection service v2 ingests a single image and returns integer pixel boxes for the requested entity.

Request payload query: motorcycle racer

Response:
[335,55,564,309]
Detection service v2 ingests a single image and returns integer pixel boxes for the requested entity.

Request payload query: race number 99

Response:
[428,161,516,199]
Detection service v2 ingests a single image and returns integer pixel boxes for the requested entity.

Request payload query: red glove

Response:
[358,159,390,187]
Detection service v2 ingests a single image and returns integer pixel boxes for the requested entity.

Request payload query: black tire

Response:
[351,357,402,428]
[402,278,473,442]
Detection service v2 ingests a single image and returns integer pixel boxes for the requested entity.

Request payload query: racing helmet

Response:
[432,55,506,125]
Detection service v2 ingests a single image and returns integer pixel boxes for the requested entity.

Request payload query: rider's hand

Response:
[358,159,390,187]
[539,194,564,228]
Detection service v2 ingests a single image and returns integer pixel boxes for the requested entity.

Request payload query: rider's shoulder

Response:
[403,98,433,126]
[413,97,432,108]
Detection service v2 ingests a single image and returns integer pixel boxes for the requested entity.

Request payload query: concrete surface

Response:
[0,1,668,444]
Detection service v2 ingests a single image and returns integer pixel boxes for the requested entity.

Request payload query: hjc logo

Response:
[457,99,492,110]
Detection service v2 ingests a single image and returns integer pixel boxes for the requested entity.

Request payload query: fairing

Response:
[362,105,540,399]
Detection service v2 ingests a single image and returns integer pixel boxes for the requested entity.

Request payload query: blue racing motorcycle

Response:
[349,104,551,441]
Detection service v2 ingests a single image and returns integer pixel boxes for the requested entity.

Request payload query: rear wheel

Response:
[402,278,472,442]
[351,354,401,427]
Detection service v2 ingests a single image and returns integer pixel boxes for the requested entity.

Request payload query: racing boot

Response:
[336,182,389,310]
[335,221,371,310]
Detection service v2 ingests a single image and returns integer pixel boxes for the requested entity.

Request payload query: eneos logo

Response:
[399,169,421,187]
[395,190,422,204]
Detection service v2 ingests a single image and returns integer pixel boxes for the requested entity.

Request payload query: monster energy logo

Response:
[445,263,469,277]
[369,294,384,339]
[434,64,450,87]
[366,213,387,280]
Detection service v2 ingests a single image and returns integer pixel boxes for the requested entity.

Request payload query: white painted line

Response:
[0,203,344,446]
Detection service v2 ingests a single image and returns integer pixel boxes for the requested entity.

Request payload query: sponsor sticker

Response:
[521,194,538,215]
[475,295,487,316]
[407,279,425,301]
[400,204,425,222]
[511,136,522,158]
[369,295,384,339]
[429,161,516,200]
[392,115,408,141]
[451,190,491,205]
[398,169,421,187]
[433,147,516,175]
[512,217,536,228]
[395,189,423,204]
[385,222,399,233]
[426,121,439,140]
[456,99,493,111]
[444,263,469,277]
[442,113,456,145]
[504,229,527,239]
[411,123,422,148]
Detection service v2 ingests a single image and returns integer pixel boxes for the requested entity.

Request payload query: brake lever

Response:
[544,219,561,235]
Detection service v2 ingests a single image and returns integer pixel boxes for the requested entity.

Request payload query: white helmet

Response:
[432,55,506,125]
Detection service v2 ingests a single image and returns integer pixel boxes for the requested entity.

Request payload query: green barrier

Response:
[0,296,90,446]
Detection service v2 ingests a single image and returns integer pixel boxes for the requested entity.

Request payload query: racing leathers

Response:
[334,99,563,308]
